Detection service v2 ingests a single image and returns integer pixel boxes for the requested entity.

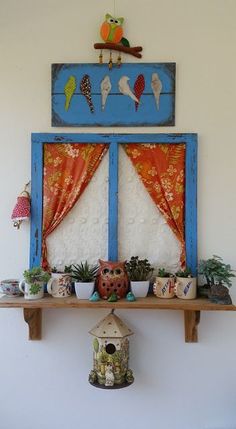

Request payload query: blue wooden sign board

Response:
[30,133,197,275]
[52,63,175,127]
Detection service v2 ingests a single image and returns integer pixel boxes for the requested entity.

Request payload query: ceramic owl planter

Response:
[97,260,129,300]
[88,310,134,389]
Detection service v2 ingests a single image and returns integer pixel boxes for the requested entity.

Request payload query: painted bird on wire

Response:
[100,13,130,46]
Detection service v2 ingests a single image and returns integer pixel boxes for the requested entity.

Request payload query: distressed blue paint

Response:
[30,133,197,274]
[108,139,119,261]
[52,63,175,127]
[185,134,198,276]
[30,140,43,268]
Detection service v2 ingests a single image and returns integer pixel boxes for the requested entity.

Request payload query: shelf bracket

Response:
[184,310,200,343]
[23,308,42,340]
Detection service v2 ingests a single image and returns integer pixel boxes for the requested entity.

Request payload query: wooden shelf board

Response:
[0,295,235,311]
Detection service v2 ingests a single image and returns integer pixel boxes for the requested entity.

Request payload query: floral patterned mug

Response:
[47,273,72,298]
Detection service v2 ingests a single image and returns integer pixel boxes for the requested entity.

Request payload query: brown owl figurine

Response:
[97,260,129,300]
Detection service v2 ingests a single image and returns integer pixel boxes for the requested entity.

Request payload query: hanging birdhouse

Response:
[88,310,134,389]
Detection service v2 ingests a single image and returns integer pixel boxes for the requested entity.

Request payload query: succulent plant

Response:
[71,261,98,282]
[23,267,50,284]
[157,268,172,278]
[175,267,193,278]
[125,256,153,281]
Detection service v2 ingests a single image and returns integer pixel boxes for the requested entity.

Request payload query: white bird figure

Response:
[101,75,112,111]
[151,72,162,109]
[118,76,139,103]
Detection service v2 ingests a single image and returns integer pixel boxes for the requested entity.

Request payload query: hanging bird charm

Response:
[118,76,139,103]
[80,74,94,113]
[94,13,143,63]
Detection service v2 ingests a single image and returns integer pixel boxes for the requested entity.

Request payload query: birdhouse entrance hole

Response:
[106,343,116,354]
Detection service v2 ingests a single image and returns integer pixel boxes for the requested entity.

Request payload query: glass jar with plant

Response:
[71,261,98,299]
[125,256,154,298]
[198,255,235,304]
[19,267,50,300]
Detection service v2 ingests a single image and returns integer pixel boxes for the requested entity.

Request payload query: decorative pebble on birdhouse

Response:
[88,310,134,389]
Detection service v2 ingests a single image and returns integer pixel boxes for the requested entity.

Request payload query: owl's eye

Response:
[114,268,122,275]
[108,18,114,23]
[102,268,110,275]
[115,20,118,24]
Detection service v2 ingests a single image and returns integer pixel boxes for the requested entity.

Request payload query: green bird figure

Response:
[64,75,76,111]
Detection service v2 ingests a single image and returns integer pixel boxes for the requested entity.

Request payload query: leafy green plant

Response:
[198,255,235,287]
[23,267,50,284]
[157,268,172,278]
[125,256,153,281]
[71,261,98,282]
[175,267,193,278]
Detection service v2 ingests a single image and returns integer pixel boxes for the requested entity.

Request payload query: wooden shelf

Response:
[1,295,235,342]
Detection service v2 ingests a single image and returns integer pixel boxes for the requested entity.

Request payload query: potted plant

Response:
[125,256,154,298]
[174,267,197,300]
[47,265,73,298]
[19,267,50,300]
[153,268,175,299]
[71,261,98,299]
[198,255,235,304]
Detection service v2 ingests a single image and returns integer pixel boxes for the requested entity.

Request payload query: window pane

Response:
[118,146,181,272]
[47,152,109,269]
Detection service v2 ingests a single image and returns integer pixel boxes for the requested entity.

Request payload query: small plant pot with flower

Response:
[153,268,175,299]
[71,262,98,300]
[47,265,73,298]
[126,256,154,298]
[19,267,50,300]
[174,267,197,300]
[198,255,235,305]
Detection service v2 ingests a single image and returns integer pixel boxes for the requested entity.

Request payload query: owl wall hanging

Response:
[94,13,143,69]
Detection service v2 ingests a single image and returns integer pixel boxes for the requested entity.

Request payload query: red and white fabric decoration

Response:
[11,190,30,229]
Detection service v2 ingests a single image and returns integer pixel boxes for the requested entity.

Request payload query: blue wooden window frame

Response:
[30,133,197,274]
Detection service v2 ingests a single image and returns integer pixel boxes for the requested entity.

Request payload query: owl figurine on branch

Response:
[94,13,143,68]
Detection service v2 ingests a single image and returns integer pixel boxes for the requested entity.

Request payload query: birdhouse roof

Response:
[89,312,133,338]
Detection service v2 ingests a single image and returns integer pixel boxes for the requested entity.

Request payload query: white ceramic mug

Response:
[153,277,175,298]
[47,273,72,298]
[174,277,197,300]
[19,280,44,300]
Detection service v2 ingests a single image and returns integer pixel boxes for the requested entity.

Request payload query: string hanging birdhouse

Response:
[88,310,134,389]
[11,182,31,229]
[94,13,143,69]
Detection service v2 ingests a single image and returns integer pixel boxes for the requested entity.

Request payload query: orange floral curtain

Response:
[42,143,108,269]
[124,143,186,267]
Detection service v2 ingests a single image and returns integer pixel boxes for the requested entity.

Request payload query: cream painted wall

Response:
[0,1,236,428]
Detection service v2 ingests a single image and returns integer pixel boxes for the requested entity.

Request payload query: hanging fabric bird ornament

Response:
[118,76,139,103]
[11,183,31,229]
[80,74,94,113]
[64,75,76,111]
[100,13,129,47]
